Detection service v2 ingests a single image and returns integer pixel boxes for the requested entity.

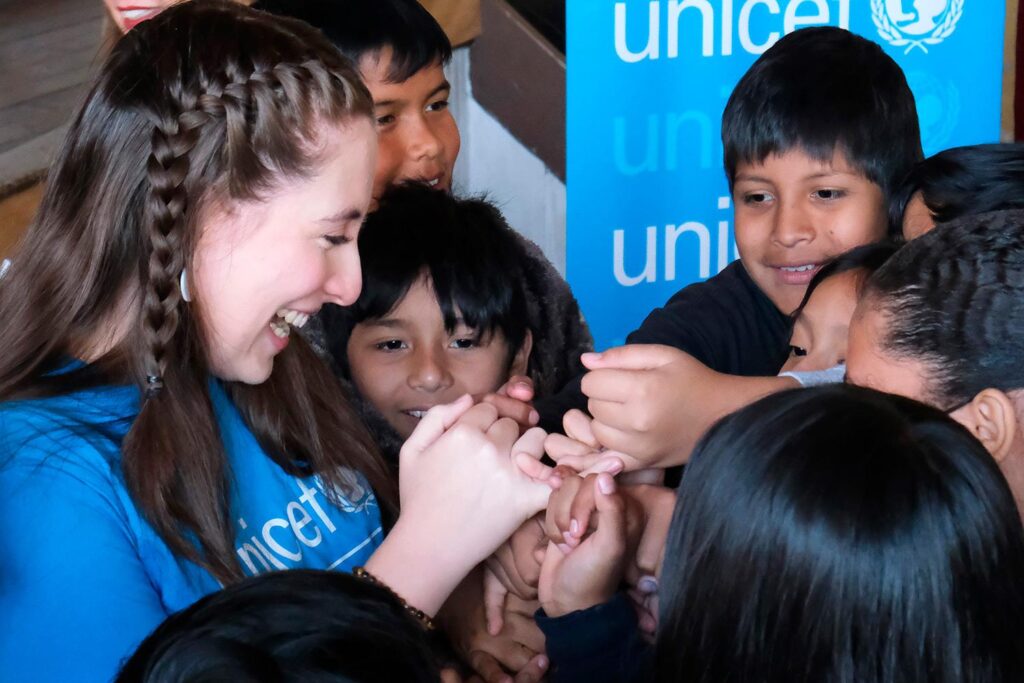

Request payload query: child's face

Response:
[780,270,863,373]
[346,275,530,439]
[359,50,461,203]
[733,149,887,315]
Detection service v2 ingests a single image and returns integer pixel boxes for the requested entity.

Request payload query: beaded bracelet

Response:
[353,566,437,631]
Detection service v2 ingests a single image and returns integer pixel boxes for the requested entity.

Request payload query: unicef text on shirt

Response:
[614,0,852,61]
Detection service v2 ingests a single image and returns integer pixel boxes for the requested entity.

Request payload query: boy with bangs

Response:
[253,0,459,202]
[338,182,587,462]
[543,27,923,475]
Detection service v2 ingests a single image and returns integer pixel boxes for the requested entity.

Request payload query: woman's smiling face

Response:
[192,119,377,384]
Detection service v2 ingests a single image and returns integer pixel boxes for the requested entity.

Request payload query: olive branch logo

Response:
[871,0,964,54]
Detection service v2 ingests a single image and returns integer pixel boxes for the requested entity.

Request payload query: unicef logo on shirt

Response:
[872,0,964,53]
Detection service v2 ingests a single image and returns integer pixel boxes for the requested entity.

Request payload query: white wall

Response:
[447,48,567,274]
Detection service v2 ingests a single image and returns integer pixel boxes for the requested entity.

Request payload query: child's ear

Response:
[951,388,1018,463]
[508,329,533,378]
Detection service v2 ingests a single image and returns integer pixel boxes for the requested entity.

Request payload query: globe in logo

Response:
[872,0,964,54]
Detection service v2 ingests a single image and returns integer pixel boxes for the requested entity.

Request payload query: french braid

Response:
[14,0,395,583]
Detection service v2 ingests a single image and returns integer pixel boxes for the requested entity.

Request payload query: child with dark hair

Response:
[253,0,459,200]
[778,241,900,382]
[117,570,445,682]
[890,143,1024,240]
[847,208,1024,515]
[536,385,1024,682]
[340,182,588,462]
[543,26,922,474]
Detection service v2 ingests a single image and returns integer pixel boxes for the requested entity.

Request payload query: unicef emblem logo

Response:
[872,0,964,54]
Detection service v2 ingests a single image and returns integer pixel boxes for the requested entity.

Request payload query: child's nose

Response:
[771,199,815,247]
[407,347,453,393]
[405,115,443,162]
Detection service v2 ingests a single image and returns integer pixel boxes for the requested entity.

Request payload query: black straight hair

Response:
[252,0,452,83]
[656,384,1024,683]
[863,208,1024,409]
[889,143,1024,235]
[348,183,529,368]
[791,241,901,320]
[116,570,441,682]
[722,27,922,199]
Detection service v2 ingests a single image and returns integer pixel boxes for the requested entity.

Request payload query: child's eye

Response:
[814,189,846,200]
[375,114,397,127]
[426,99,450,113]
[789,345,807,357]
[743,192,773,205]
[449,338,477,350]
[375,339,407,351]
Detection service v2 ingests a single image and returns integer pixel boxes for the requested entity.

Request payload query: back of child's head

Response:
[722,27,921,199]
[348,183,530,373]
[862,208,1024,410]
[655,384,1024,683]
[116,570,441,682]
[252,0,452,82]
[890,143,1024,238]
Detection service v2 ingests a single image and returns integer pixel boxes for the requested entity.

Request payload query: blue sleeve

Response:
[0,447,171,682]
[536,593,652,683]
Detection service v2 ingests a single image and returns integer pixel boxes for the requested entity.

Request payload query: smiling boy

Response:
[541,27,923,471]
[253,0,460,201]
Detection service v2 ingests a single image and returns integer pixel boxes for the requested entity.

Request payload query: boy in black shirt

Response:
[541,27,922,469]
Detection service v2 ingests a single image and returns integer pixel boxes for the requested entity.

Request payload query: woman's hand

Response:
[367,396,555,616]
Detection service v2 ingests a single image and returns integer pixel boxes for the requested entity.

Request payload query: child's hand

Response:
[482,515,547,634]
[443,567,548,683]
[465,592,548,683]
[538,474,631,617]
[580,345,724,466]
[544,409,630,475]
[478,375,539,433]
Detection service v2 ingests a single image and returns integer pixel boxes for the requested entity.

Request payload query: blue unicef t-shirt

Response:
[0,378,383,682]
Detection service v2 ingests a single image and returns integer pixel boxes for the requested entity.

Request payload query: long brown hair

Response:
[0,0,396,584]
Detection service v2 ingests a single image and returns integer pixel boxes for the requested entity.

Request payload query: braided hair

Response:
[0,0,396,583]
[862,209,1024,410]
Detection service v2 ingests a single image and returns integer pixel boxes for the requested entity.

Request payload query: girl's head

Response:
[0,0,393,582]
[117,569,442,682]
[344,184,532,439]
[891,143,1024,240]
[656,384,1024,683]
[781,242,899,373]
[847,209,1024,509]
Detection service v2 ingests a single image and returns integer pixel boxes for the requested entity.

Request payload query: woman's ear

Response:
[508,329,533,378]
[951,388,1018,463]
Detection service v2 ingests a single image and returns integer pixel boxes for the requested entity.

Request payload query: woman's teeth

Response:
[403,409,428,419]
[780,264,817,273]
[270,320,290,339]
[270,309,310,338]
[275,308,310,328]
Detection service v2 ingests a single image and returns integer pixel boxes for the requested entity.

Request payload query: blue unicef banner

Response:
[567,0,1006,350]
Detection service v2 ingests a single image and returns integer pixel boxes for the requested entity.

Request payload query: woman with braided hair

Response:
[846,209,1024,516]
[0,2,553,680]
